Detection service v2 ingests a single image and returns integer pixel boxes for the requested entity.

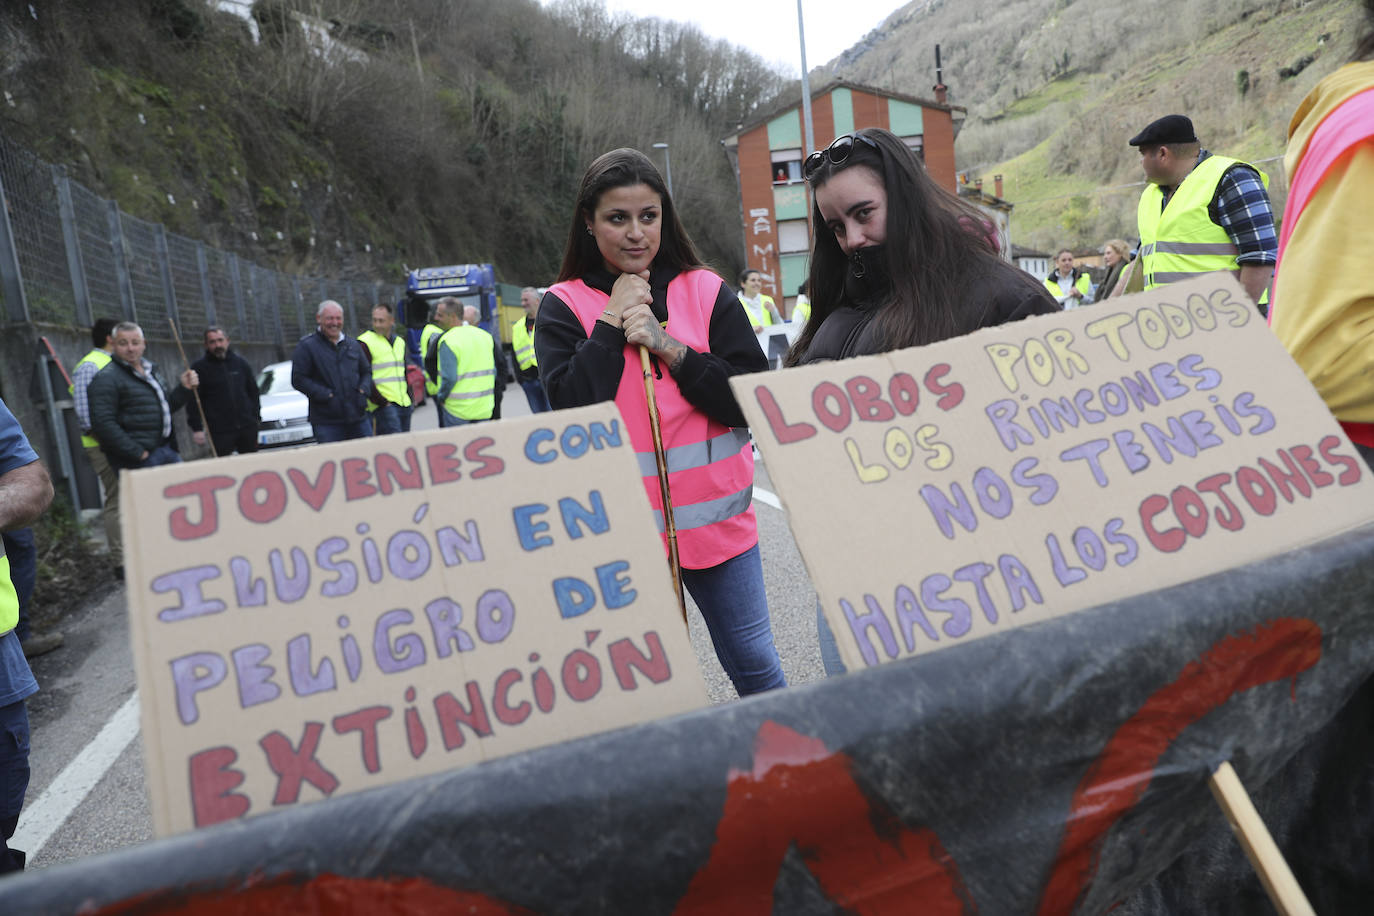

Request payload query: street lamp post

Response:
[652,142,674,198]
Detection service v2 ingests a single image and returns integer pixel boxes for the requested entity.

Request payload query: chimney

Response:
[974,178,983,191]
[933,44,948,105]
[994,174,1004,198]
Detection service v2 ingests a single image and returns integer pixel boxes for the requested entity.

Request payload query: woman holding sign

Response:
[535,148,786,696]
[786,128,1058,673]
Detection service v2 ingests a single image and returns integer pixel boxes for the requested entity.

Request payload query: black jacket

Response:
[799,260,1059,364]
[188,349,260,435]
[87,358,192,469]
[291,330,371,425]
[535,264,766,429]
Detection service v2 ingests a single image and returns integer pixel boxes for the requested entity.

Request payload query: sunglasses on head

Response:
[803,133,880,182]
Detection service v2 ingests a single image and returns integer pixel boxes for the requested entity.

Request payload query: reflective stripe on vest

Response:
[439,326,496,420]
[420,324,443,395]
[1137,155,1269,290]
[512,318,537,371]
[72,348,113,448]
[358,330,411,410]
[548,269,757,569]
[0,539,16,635]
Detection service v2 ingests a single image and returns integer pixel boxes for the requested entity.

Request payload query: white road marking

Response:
[753,486,782,511]
[12,691,141,857]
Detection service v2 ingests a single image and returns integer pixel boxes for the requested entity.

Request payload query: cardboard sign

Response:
[734,274,1374,672]
[123,404,708,836]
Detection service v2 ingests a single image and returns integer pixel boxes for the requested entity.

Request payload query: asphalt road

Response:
[12,381,825,873]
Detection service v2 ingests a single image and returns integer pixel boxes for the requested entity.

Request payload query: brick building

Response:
[721,80,965,316]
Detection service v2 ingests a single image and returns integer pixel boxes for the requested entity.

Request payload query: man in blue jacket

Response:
[291,300,372,443]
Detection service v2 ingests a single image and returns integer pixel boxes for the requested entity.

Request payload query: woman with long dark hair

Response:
[787,128,1058,673]
[535,148,786,696]
[787,128,1056,367]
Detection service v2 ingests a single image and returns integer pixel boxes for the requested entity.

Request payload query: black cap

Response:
[1128,115,1198,147]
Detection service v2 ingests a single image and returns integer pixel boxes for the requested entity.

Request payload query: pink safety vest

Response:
[1272,87,1374,447]
[549,269,757,568]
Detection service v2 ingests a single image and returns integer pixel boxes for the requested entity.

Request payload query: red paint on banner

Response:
[675,720,971,915]
[88,874,535,915]
[1035,617,1322,914]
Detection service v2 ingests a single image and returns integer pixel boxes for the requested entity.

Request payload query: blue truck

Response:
[397,263,502,365]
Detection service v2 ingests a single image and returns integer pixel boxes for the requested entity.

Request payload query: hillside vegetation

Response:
[0,0,790,289]
[826,0,1363,251]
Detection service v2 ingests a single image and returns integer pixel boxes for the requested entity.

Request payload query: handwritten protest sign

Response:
[123,404,707,836]
[735,274,1374,672]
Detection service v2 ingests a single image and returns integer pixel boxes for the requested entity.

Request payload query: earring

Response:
[586,228,594,236]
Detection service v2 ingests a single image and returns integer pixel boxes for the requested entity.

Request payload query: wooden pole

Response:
[639,346,687,627]
[167,318,217,459]
[1208,761,1316,916]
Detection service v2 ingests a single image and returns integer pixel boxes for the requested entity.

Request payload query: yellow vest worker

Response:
[511,317,537,372]
[437,324,497,422]
[71,348,112,448]
[739,293,778,328]
[357,329,412,411]
[1137,154,1270,293]
[1043,270,1092,304]
[420,322,444,396]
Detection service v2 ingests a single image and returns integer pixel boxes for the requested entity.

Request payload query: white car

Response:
[256,361,315,448]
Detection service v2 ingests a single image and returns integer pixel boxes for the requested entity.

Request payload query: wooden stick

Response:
[1208,761,1316,916]
[639,345,687,627]
[167,318,218,459]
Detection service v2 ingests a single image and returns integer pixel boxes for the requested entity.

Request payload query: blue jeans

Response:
[314,418,372,443]
[1,530,35,642]
[0,699,30,873]
[372,402,412,436]
[139,443,182,468]
[519,379,551,414]
[439,412,474,428]
[680,543,786,696]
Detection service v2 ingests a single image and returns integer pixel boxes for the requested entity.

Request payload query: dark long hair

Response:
[556,148,705,282]
[786,128,1041,365]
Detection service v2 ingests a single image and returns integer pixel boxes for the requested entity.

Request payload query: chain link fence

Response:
[0,133,400,347]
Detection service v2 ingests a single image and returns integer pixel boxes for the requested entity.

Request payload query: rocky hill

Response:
[821,0,1363,250]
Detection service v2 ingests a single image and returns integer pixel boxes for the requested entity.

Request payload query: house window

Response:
[901,135,924,164]
[772,148,803,184]
[778,219,809,254]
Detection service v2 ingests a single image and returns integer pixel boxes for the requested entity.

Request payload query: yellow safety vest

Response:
[511,317,537,372]
[420,323,444,396]
[792,296,811,324]
[439,325,496,421]
[71,348,113,448]
[1138,155,1270,293]
[357,330,411,410]
[1043,272,1092,303]
[740,293,777,327]
[1,538,17,635]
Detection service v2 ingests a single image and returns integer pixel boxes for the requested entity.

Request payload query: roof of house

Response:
[1011,244,1052,259]
[722,78,966,146]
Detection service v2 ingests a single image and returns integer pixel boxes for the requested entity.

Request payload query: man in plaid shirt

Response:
[1130,114,1277,309]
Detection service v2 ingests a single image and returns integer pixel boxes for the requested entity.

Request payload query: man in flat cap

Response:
[1130,114,1276,310]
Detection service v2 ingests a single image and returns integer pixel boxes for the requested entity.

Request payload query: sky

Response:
[551,0,903,75]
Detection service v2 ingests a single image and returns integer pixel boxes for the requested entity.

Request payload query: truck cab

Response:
[398,263,502,365]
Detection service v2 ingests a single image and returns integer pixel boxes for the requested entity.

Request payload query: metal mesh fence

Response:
[0,136,379,350]
[70,181,121,321]
[203,247,244,341]
[0,139,74,322]
[166,232,209,336]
